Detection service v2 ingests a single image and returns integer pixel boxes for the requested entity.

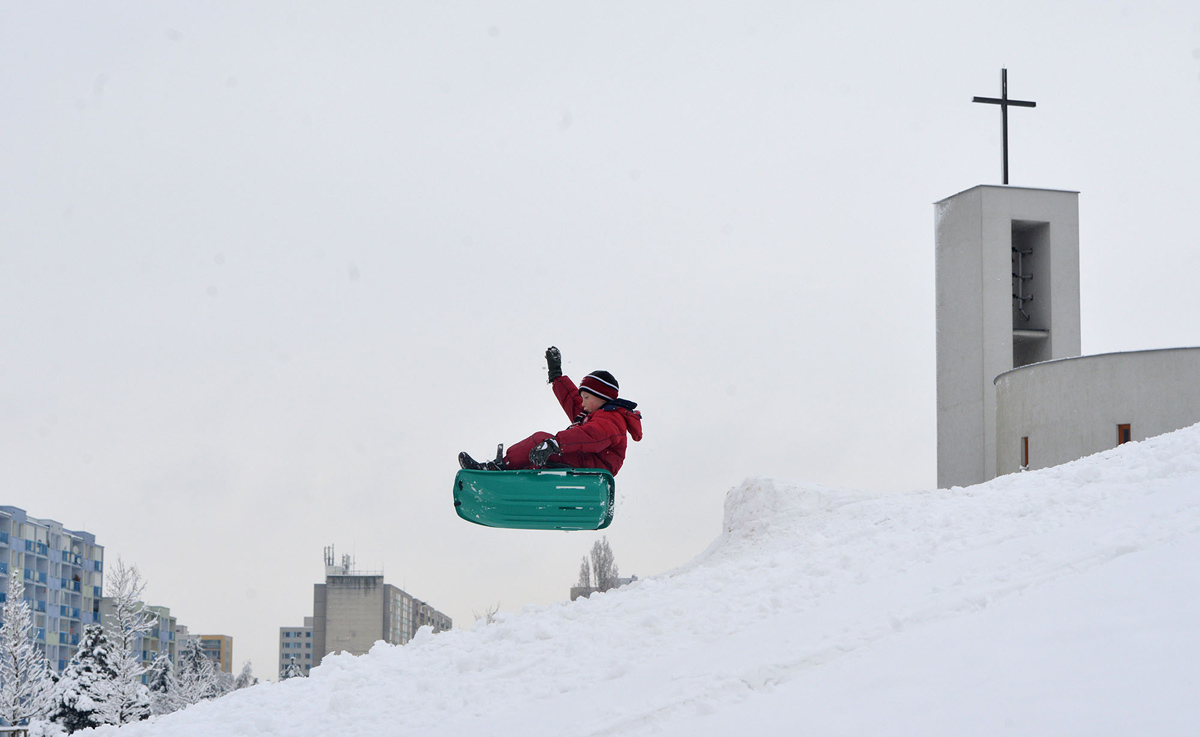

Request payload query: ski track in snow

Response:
[82,423,1200,736]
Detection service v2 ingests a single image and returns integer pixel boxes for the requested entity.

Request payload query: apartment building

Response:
[98,598,178,675]
[0,506,104,672]
[198,634,234,673]
[144,605,179,665]
[278,616,314,679]
[311,548,452,666]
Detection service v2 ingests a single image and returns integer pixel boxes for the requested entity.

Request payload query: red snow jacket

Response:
[551,375,643,475]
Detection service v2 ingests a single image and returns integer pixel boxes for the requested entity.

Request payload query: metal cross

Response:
[973,68,1036,185]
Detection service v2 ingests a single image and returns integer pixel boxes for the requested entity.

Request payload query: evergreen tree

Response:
[50,625,116,733]
[280,656,304,681]
[174,639,219,707]
[0,573,54,725]
[146,651,178,716]
[100,559,153,725]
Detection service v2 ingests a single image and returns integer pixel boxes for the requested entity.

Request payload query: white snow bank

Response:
[86,424,1200,736]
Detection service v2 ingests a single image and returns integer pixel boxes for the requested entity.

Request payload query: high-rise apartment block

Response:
[0,506,104,672]
[98,598,179,677]
[144,605,178,665]
[278,616,314,679]
[311,548,451,667]
[198,634,234,673]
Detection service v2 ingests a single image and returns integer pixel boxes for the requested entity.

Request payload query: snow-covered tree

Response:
[280,656,304,680]
[590,537,620,592]
[213,669,234,698]
[0,572,54,725]
[472,603,500,626]
[100,559,153,725]
[576,556,591,589]
[233,661,257,690]
[173,639,219,706]
[145,651,178,716]
[50,625,116,733]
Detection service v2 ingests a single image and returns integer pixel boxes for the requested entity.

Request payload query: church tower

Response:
[935,185,1081,487]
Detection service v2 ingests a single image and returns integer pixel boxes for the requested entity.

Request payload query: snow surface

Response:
[87,424,1200,736]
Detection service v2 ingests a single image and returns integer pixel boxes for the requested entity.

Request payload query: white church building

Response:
[935,183,1200,488]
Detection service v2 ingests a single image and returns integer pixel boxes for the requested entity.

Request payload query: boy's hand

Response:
[546,346,562,381]
[529,437,561,467]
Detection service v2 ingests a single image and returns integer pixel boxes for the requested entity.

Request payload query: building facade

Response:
[995,347,1200,475]
[198,634,234,673]
[143,605,179,666]
[98,598,178,678]
[279,616,314,679]
[311,550,451,667]
[0,506,104,672]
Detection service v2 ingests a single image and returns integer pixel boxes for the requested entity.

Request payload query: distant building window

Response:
[1117,424,1132,445]
[1021,437,1029,468]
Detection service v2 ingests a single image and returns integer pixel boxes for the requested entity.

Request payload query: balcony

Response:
[0,531,7,544]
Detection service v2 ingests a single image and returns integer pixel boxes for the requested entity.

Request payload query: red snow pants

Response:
[503,432,589,470]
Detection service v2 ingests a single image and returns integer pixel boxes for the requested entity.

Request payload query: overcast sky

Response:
[3,1,1198,680]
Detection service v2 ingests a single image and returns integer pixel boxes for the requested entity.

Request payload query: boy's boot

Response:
[458,451,486,470]
[459,444,507,471]
[485,444,507,471]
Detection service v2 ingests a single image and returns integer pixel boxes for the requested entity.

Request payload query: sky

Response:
[2,1,1199,681]
[85,423,1200,736]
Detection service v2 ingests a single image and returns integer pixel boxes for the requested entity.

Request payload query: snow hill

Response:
[90,424,1200,736]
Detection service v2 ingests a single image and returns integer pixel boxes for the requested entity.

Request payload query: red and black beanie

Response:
[579,370,619,401]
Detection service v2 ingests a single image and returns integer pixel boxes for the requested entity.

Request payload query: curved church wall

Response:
[995,347,1200,476]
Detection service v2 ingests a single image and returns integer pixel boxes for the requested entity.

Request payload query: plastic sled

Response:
[453,468,615,531]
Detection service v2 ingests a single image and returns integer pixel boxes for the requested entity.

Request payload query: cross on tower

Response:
[973,68,1036,185]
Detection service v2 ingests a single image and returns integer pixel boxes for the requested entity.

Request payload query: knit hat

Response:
[579,370,619,401]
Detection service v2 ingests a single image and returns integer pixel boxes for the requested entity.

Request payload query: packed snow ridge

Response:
[92,424,1200,736]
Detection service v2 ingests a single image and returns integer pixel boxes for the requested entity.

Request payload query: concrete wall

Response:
[315,575,385,662]
[995,347,1200,475]
[935,185,1080,487]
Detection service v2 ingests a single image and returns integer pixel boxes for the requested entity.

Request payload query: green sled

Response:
[453,468,615,531]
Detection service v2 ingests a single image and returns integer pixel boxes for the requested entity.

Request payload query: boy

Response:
[459,346,643,475]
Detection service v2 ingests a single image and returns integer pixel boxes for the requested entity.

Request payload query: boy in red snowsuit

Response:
[459,347,643,475]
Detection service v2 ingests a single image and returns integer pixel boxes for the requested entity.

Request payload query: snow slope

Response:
[89,424,1200,736]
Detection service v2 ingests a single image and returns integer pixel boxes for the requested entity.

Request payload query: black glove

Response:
[545,346,562,382]
[529,437,561,467]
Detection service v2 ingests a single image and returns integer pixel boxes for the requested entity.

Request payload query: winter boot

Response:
[458,451,486,470]
[459,444,507,471]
